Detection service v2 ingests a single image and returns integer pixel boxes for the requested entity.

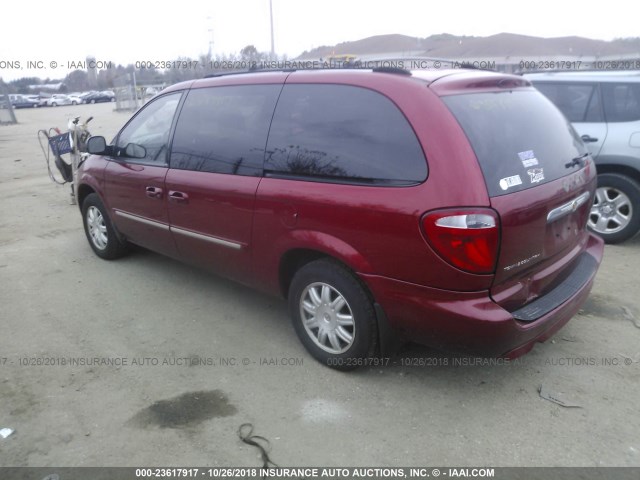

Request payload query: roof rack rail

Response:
[202,64,415,79]
[204,67,302,78]
[203,69,258,79]
[372,66,412,76]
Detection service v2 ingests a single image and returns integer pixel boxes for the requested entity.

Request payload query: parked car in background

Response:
[79,91,96,100]
[9,94,40,108]
[143,87,160,99]
[25,94,42,104]
[46,94,73,107]
[84,91,115,104]
[526,71,640,243]
[78,69,603,369]
[67,95,84,105]
[28,95,49,107]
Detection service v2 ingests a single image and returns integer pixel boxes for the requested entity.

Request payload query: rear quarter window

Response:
[265,84,427,185]
[601,83,640,122]
[533,82,603,123]
[443,90,588,197]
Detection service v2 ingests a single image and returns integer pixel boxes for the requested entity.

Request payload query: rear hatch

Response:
[440,82,596,313]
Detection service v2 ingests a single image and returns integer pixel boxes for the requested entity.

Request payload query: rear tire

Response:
[288,259,377,370]
[588,173,640,244]
[81,193,128,260]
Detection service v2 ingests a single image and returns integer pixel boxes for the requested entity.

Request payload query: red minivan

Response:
[79,68,604,369]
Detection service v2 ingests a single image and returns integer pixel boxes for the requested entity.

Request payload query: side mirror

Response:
[87,136,107,154]
[124,143,147,159]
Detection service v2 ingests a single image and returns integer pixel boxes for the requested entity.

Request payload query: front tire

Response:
[288,259,377,370]
[588,173,640,244]
[81,193,128,259]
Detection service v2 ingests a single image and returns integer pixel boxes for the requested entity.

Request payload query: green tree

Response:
[240,45,259,61]
[65,70,90,92]
[164,57,198,84]
[8,77,41,94]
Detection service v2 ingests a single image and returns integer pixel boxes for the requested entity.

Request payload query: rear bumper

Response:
[361,233,604,358]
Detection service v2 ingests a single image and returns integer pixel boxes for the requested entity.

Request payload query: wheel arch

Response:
[594,159,640,185]
[77,183,96,210]
[280,249,333,299]
[276,231,374,300]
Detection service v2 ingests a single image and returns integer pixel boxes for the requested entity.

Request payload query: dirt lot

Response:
[1,104,639,468]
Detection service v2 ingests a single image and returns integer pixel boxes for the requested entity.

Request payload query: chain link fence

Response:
[0,84,17,124]
[113,73,139,112]
[113,73,166,112]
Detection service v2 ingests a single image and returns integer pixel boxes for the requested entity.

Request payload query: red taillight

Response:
[422,209,500,274]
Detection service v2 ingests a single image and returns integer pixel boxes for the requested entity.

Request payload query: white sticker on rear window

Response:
[527,168,545,184]
[518,150,539,168]
[499,175,523,191]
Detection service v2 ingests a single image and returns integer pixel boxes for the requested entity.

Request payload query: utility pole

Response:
[207,16,214,59]
[269,0,275,58]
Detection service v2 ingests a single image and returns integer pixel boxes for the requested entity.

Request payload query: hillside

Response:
[298,33,640,59]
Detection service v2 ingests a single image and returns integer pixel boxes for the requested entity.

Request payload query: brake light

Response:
[422,209,500,274]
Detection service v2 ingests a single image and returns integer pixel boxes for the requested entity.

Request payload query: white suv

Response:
[526,71,640,243]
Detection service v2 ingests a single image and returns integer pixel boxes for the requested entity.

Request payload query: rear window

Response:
[601,83,640,122]
[443,90,588,197]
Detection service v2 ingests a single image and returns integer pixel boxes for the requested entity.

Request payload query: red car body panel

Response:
[489,161,596,311]
[102,161,176,257]
[164,169,260,284]
[362,233,602,357]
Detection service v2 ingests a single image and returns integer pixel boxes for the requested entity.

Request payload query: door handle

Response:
[145,186,163,199]
[168,190,189,204]
[581,135,598,143]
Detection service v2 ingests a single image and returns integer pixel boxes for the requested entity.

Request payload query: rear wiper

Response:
[565,153,589,169]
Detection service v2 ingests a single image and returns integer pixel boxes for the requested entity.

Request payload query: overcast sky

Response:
[1,0,637,82]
